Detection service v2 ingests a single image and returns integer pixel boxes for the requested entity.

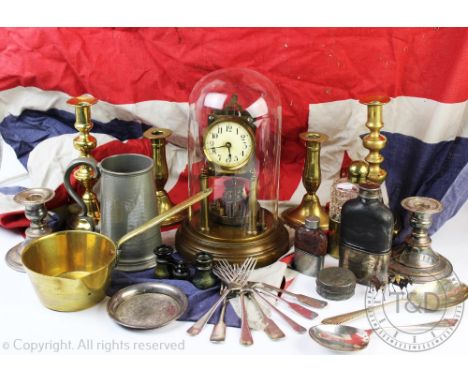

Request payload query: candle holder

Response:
[5,188,55,272]
[67,95,100,230]
[144,127,186,226]
[390,196,453,283]
[282,132,329,230]
[360,96,390,184]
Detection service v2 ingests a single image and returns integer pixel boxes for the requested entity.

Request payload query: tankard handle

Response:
[63,157,101,232]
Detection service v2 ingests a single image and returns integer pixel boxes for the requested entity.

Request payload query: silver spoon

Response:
[322,281,468,325]
[253,289,307,334]
[248,292,285,340]
[309,319,458,352]
[255,288,318,320]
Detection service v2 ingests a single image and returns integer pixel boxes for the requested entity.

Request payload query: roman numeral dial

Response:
[203,120,254,170]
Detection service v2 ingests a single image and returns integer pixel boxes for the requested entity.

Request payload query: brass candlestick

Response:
[390,197,453,283]
[282,132,329,230]
[144,127,186,226]
[360,96,390,184]
[67,95,100,230]
[5,188,55,272]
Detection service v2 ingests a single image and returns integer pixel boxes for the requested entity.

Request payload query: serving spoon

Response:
[309,318,459,352]
[322,281,468,325]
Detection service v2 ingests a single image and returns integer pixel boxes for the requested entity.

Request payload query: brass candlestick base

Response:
[282,132,329,230]
[144,127,186,226]
[176,208,289,267]
[5,188,55,272]
[67,95,100,230]
[390,197,453,283]
[360,96,390,184]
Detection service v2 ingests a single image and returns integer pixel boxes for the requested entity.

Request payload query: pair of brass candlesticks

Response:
[66,96,182,229]
[282,97,391,231]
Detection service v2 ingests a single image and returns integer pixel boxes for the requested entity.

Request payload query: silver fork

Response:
[217,259,256,345]
[187,258,256,336]
[209,284,228,343]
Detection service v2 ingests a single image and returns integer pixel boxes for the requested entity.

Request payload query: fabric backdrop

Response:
[0,27,467,241]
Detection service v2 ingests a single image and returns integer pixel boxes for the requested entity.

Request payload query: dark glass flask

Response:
[339,182,393,286]
[293,216,328,277]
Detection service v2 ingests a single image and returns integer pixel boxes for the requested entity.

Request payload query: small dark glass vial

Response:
[172,259,190,280]
[192,252,217,289]
[153,245,174,279]
[293,216,328,277]
[339,182,394,286]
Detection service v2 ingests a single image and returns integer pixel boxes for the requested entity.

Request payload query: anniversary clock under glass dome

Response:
[176,68,289,266]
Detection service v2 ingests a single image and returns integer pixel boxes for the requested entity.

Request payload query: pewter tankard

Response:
[64,154,160,271]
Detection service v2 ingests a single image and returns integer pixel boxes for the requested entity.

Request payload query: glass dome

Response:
[176,68,288,266]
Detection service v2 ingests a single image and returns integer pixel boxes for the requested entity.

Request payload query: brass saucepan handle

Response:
[116,188,212,250]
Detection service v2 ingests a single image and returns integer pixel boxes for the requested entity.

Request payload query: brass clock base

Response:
[281,194,329,230]
[175,209,290,267]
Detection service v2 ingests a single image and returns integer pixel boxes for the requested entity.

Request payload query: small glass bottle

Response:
[339,182,393,286]
[154,245,173,279]
[293,216,328,277]
[328,160,368,259]
[192,252,217,289]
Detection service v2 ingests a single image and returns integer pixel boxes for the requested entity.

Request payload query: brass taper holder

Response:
[390,196,453,283]
[282,132,329,230]
[144,127,186,226]
[67,95,100,230]
[360,96,390,184]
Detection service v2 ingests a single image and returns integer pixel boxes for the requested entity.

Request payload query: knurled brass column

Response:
[281,132,329,230]
[247,170,258,235]
[199,169,210,232]
[67,95,100,229]
[360,96,390,184]
[144,127,186,226]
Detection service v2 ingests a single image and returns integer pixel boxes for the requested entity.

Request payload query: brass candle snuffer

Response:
[66,94,100,231]
[5,188,55,272]
[144,127,186,226]
[389,196,453,283]
[282,131,329,230]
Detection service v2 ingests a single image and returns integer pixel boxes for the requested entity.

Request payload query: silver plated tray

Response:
[107,282,188,329]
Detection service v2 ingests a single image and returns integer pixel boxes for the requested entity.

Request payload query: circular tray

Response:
[107,282,188,329]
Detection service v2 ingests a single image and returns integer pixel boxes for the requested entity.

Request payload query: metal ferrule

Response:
[339,243,390,286]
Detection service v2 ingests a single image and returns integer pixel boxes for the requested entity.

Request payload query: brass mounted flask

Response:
[144,127,186,226]
[67,94,100,230]
[282,131,329,230]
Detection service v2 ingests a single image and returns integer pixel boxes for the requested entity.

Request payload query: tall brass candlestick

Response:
[144,127,186,226]
[67,95,100,230]
[282,132,329,230]
[360,96,390,184]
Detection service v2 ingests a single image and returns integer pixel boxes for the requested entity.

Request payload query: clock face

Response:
[203,120,254,169]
